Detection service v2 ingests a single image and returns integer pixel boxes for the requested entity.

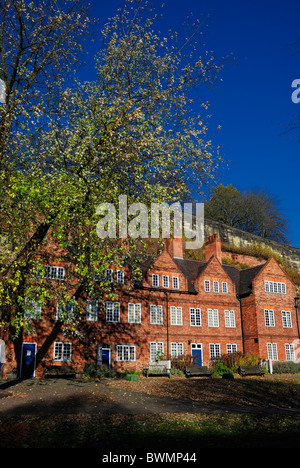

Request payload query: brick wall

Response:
[1,234,299,378]
[241,258,298,361]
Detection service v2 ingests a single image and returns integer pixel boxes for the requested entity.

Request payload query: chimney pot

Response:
[204,233,222,263]
[165,237,183,259]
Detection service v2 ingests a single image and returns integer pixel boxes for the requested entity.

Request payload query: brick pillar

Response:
[204,233,222,263]
[165,237,183,259]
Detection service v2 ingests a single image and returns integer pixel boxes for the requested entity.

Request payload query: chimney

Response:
[204,233,222,263]
[165,237,183,259]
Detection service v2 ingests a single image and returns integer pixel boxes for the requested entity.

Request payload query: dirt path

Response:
[1,375,300,416]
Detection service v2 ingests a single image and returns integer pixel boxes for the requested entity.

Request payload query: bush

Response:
[171,354,192,372]
[273,361,300,374]
[171,367,184,376]
[84,363,115,379]
[212,352,260,373]
[212,362,233,376]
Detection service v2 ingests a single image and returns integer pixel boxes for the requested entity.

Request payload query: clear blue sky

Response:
[83,0,300,247]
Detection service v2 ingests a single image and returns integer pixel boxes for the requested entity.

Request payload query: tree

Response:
[0,0,91,168]
[0,0,224,339]
[205,184,290,244]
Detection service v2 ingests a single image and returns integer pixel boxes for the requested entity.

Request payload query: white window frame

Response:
[190,307,201,326]
[225,310,236,328]
[128,303,141,323]
[204,280,210,292]
[208,309,219,327]
[37,265,65,280]
[282,310,292,328]
[162,275,169,288]
[56,302,74,321]
[150,342,164,362]
[209,343,221,359]
[227,343,237,354]
[265,280,286,294]
[213,281,219,293]
[53,342,72,362]
[116,270,124,284]
[105,269,113,282]
[191,343,202,351]
[93,270,101,282]
[152,274,159,287]
[222,282,228,294]
[172,276,179,289]
[116,345,136,362]
[285,343,296,361]
[171,342,184,358]
[106,301,120,322]
[86,300,98,321]
[264,309,275,327]
[267,342,278,361]
[24,300,42,319]
[150,305,163,325]
[170,306,183,326]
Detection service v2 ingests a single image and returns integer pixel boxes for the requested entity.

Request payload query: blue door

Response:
[191,345,202,366]
[102,349,110,367]
[97,344,111,367]
[21,343,36,378]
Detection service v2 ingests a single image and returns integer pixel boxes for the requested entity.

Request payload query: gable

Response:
[150,249,183,274]
[255,257,294,285]
[196,255,237,293]
[253,256,295,292]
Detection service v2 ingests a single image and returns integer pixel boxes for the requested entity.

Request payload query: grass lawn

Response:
[1,374,300,449]
[1,412,300,449]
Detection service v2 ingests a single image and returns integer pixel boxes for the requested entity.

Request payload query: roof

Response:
[238,264,265,296]
[173,258,207,293]
[222,264,241,292]
[133,249,266,296]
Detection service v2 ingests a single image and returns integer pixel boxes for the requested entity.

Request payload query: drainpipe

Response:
[134,283,197,361]
[163,291,169,360]
[236,294,245,354]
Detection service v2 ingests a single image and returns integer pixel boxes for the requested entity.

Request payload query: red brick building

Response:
[1,234,299,378]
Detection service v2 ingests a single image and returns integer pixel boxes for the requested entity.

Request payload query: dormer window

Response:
[162,275,169,288]
[37,265,65,280]
[222,282,228,293]
[265,281,286,294]
[152,274,159,287]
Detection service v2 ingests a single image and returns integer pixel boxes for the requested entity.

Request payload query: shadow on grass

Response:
[1,376,300,449]
[1,412,300,449]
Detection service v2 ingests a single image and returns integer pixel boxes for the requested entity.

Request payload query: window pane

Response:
[190,308,201,326]
[87,300,98,321]
[162,275,169,288]
[152,274,159,287]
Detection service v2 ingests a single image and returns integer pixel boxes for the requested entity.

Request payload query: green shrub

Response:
[212,362,233,376]
[273,361,300,374]
[117,370,141,378]
[212,352,260,373]
[238,353,260,367]
[84,363,115,378]
[171,367,184,376]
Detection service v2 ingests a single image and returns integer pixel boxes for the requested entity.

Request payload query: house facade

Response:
[1,233,299,378]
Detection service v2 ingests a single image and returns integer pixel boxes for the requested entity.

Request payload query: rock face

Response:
[204,218,300,271]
